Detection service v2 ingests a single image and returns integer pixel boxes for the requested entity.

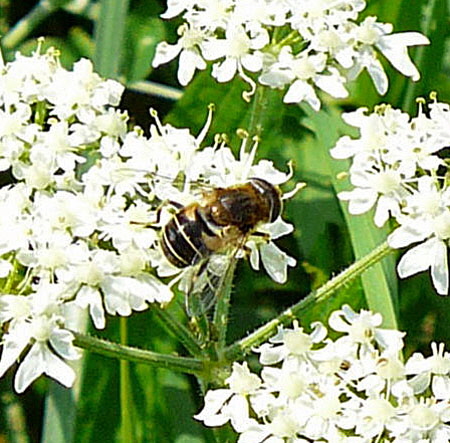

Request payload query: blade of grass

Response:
[41,382,77,443]
[119,317,136,443]
[302,105,399,329]
[93,0,130,78]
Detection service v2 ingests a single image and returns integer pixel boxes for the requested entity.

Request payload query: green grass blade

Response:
[93,0,130,78]
[41,382,77,443]
[302,105,399,329]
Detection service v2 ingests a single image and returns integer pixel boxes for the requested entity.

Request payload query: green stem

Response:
[223,241,393,362]
[213,259,238,352]
[402,0,436,113]
[119,317,135,443]
[127,80,183,101]
[152,306,203,357]
[0,0,10,36]
[93,0,130,78]
[72,331,206,376]
[273,32,302,51]
[2,0,71,49]
[247,85,268,139]
[2,258,17,294]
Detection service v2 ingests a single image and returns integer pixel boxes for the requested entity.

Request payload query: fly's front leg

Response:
[130,199,184,227]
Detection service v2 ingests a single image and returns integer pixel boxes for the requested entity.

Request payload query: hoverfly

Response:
[160,177,282,316]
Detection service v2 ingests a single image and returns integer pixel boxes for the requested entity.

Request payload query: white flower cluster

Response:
[152,0,429,106]
[330,98,450,295]
[0,47,295,392]
[195,305,450,442]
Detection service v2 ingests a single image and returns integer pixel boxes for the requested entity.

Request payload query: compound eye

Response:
[249,177,282,223]
[269,197,282,223]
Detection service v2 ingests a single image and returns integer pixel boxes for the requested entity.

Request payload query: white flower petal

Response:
[338,188,377,215]
[260,242,296,283]
[377,32,430,81]
[364,56,389,95]
[283,80,320,110]
[431,239,448,295]
[49,328,80,361]
[396,238,437,278]
[388,223,431,248]
[212,58,238,83]
[194,389,233,426]
[226,394,252,432]
[14,342,75,393]
[241,53,263,73]
[315,73,348,98]
[152,41,181,68]
[0,325,31,378]
[178,49,206,86]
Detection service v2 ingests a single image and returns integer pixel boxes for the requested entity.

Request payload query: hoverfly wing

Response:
[185,253,234,318]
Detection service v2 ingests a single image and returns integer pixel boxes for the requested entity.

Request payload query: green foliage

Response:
[0,0,449,442]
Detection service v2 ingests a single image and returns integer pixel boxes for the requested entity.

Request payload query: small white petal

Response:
[338,188,377,215]
[0,326,31,378]
[283,80,320,110]
[388,223,430,248]
[212,58,238,83]
[14,342,75,393]
[226,394,252,432]
[315,73,349,98]
[365,56,389,95]
[152,41,181,68]
[178,49,206,86]
[431,239,448,295]
[260,242,296,283]
[49,329,80,361]
[377,32,430,81]
[194,389,233,426]
[241,53,263,73]
[397,238,437,278]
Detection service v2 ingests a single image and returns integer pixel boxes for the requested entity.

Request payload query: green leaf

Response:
[93,0,130,78]
[41,382,77,443]
[302,105,399,329]
[123,16,165,83]
[15,37,80,68]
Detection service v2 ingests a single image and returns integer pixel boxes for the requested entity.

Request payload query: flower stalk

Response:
[2,0,72,49]
[72,241,393,378]
[223,241,394,362]
[72,331,207,377]
[151,306,203,357]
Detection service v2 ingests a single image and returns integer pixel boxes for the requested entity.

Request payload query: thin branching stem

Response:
[2,0,71,49]
[223,241,394,362]
[152,306,203,357]
[72,331,206,376]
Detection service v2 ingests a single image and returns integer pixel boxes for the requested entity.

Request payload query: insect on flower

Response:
[160,177,282,316]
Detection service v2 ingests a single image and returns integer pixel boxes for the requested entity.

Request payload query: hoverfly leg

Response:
[251,231,271,241]
[153,200,184,224]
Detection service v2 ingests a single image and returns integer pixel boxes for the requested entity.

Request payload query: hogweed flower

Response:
[0,47,297,391]
[331,97,450,295]
[195,305,450,442]
[153,0,429,105]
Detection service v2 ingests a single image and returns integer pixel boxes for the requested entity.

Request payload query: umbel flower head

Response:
[331,97,450,295]
[0,46,297,392]
[152,0,429,105]
[195,305,450,442]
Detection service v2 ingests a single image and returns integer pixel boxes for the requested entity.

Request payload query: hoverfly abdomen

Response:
[161,205,214,268]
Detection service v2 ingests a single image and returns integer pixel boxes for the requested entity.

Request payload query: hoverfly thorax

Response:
[204,178,282,233]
